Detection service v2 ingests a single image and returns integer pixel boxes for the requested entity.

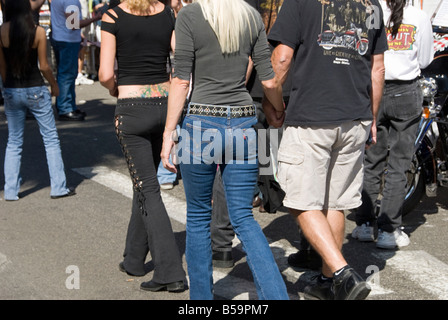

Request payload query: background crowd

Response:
[0,0,441,301]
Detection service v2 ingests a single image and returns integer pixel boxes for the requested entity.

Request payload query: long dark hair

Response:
[386,0,405,39]
[3,0,36,79]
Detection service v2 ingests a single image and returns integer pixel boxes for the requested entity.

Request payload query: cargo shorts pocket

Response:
[276,149,304,192]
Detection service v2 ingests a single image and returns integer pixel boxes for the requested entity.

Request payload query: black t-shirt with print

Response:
[268,0,388,126]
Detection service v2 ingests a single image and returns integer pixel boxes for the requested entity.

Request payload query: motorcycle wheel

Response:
[402,155,426,216]
[357,39,369,56]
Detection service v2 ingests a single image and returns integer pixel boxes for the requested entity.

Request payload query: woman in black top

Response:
[99,0,186,292]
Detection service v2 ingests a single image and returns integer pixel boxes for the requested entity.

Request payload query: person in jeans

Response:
[352,0,434,249]
[99,0,186,293]
[161,0,289,300]
[267,0,388,299]
[50,0,100,121]
[0,0,75,201]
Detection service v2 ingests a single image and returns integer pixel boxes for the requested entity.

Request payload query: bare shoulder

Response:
[35,25,46,39]
[0,22,9,47]
[102,8,118,23]
[34,26,47,47]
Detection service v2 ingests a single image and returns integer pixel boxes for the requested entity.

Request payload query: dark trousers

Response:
[50,39,79,115]
[115,97,185,284]
[211,169,234,252]
[356,80,422,232]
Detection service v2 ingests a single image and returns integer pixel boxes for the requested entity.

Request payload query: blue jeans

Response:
[3,86,70,200]
[178,106,289,300]
[51,39,80,115]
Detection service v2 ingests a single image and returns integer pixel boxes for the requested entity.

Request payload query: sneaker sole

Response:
[345,282,371,300]
[352,232,374,242]
[356,236,374,242]
[303,293,322,300]
[140,283,185,293]
[376,243,397,249]
[376,241,409,249]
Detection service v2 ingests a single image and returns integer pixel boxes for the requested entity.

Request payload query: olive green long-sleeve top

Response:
[173,2,274,106]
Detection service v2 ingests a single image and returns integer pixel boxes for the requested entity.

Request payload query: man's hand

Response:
[50,83,60,97]
[262,97,285,128]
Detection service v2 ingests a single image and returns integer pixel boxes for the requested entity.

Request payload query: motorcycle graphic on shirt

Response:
[318,22,369,55]
[317,0,372,56]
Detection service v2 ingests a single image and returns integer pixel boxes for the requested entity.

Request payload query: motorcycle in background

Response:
[402,32,448,215]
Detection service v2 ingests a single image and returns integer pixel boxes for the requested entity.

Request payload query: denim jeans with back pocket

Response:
[3,86,69,200]
[178,103,289,300]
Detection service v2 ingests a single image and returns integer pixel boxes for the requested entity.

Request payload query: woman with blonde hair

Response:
[99,0,186,292]
[161,0,288,299]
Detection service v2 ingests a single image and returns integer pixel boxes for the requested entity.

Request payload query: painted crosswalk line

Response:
[374,250,448,300]
[72,166,187,224]
[0,253,11,273]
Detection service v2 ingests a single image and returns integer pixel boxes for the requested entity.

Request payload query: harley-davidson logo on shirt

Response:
[386,24,417,51]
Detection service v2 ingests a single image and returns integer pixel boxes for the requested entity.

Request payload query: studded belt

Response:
[188,103,256,118]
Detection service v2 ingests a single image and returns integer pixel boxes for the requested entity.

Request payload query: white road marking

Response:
[0,253,11,273]
[374,250,448,300]
[72,166,187,224]
[213,270,254,300]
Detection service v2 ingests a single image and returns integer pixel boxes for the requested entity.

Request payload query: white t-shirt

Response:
[381,0,434,80]
[51,0,83,43]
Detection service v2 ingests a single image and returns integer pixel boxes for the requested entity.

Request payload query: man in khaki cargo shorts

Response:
[263,0,388,300]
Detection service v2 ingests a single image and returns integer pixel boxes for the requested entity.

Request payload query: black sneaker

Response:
[332,267,371,300]
[288,250,321,270]
[303,275,333,300]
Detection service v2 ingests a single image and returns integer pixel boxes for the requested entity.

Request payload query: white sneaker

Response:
[376,229,410,249]
[160,183,174,190]
[351,223,374,242]
[76,73,94,85]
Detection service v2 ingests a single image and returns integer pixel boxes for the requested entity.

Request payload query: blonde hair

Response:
[127,0,158,14]
[196,0,256,54]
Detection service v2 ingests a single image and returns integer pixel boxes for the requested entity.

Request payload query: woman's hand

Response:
[109,82,118,97]
[161,129,178,173]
